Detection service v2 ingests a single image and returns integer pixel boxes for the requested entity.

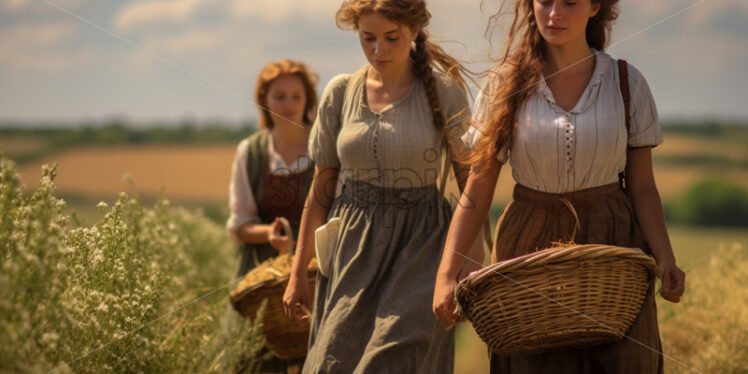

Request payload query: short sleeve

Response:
[435,72,472,157]
[626,64,663,148]
[308,74,350,167]
[468,78,510,163]
[225,139,260,243]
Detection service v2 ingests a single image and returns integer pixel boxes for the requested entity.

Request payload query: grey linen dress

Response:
[303,66,470,374]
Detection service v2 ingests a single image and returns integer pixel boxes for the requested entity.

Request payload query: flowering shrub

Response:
[0,158,263,373]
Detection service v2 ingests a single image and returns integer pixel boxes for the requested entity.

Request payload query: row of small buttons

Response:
[564,113,574,173]
[373,113,382,179]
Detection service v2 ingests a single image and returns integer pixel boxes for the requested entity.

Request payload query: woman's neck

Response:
[544,39,595,76]
[271,122,308,150]
[368,61,415,89]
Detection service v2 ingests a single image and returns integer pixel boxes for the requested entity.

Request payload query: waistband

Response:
[339,180,443,207]
[509,183,626,240]
[513,182,625,208]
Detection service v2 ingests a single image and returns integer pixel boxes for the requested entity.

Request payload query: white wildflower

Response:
[59,245,75,254]
[41,332,59,349]
[92,248,104,264]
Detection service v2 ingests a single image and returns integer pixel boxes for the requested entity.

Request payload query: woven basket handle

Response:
[454,281,473,320]
[278,217,295,255]
[559,198,581,242]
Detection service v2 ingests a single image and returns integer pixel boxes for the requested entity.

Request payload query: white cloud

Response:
[1,0,90,13]
[0,0,28,11]
[623,0,748,30]
[114,0,212,31]
[142,26,232,54]
[0,22,76,47]
[681,0,748,25]
[230,0,336,23]
[0,22,93,72]
[0,47,93,72]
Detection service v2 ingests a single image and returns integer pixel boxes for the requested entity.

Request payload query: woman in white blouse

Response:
[225,59,318,373]
[433,0,685,373]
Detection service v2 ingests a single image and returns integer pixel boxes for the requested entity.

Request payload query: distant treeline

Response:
[1,120,746,165]
[0,122,258,145]
[0,122,259,164]
[486,178,748,229]
[660,119,748,139]
[663,179,748,228]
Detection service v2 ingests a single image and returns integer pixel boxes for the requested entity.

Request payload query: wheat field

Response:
[15,133,747,207]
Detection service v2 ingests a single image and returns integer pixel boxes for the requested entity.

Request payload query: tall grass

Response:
[658,244,747,373]
[0,158,263,373]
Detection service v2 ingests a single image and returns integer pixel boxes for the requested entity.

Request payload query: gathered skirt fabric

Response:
[303,180,454,374]
[490,183,663,374]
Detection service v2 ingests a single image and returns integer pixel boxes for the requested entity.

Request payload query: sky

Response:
[0,0,747,125]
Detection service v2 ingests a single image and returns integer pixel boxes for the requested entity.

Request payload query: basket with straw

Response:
[230,218,318,360]
[454,244,656,355]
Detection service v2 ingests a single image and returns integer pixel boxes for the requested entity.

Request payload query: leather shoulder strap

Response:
[618,59,631,133]
[618,59,633,192]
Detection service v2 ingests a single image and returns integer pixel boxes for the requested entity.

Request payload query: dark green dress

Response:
[226,129,314,373]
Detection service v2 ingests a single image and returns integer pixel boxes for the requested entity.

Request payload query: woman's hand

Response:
[268,218,290,254]
[433,275,462,329]
[283,273,312,322]
[656,258,686,303]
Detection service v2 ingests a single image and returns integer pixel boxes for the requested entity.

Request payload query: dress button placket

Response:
[373,113,382,181]
[565,114,573,173]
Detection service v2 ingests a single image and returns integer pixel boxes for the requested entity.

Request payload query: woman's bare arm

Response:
[452,161,488,277]
[235,223,274,243]
[626,147,685,303]
[434,159,501,327]
[284,164,340,320]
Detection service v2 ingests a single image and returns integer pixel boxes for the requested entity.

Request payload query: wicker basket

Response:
[455,244,656,355]
[229,219,318,360]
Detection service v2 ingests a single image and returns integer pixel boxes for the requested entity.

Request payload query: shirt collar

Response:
[537,49,612,114]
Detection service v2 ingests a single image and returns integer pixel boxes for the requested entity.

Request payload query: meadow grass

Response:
[0,158,264,373]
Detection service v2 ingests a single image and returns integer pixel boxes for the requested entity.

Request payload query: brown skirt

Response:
[489,183,663,374]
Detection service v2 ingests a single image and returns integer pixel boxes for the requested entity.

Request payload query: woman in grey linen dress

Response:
[282,1,484,373]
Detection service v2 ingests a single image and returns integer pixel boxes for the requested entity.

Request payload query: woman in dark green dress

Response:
[225,59,318,374]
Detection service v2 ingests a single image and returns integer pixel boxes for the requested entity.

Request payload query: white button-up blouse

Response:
[466,50,663,194]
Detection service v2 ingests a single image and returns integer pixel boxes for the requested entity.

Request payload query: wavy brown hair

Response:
[255,59,319,129]
[336,0,469,133]
[469,0,619,167]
